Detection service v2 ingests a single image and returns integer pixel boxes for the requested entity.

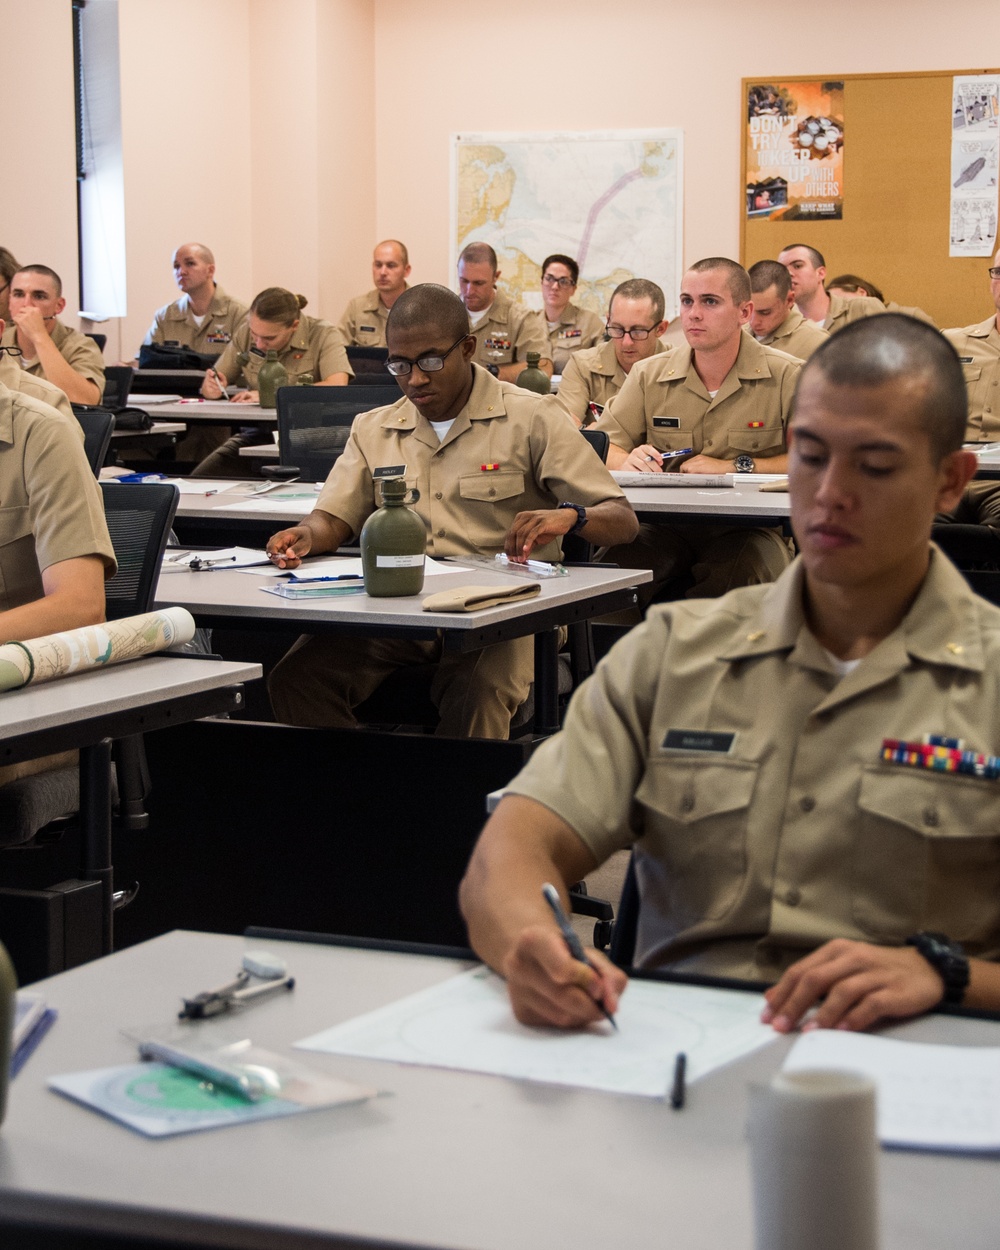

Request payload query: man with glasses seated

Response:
[594,257,800,605]
[539,254,604,374]
[556,279,668,427]
[265,283,637,739]
[943,249,1000,443]
[458,243,552,383]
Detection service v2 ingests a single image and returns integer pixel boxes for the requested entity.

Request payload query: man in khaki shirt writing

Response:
[556,279,668,427]
[595,257,800,602]
[461,314,1000,1032]
[943,249,1000,442]
[458,243,552,383]
[748,260,828,359]
[778,244,884,333]
[336,240,411,348]
[265,284,637,739]
[0,266,104,405]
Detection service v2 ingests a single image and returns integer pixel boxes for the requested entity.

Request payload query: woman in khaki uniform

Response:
[540,254,604,374]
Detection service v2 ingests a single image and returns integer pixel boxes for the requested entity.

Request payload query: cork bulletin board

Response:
[741,71,1000,329]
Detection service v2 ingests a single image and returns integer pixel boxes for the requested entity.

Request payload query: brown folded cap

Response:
[421,583,542,612]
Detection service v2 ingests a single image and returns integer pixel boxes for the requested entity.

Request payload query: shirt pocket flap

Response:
[458,472,525,503]
[962,364,983,383]
[636,757,758,825]
[0,505,32,548]
[857,766,1000,838]
[727,427,785,454]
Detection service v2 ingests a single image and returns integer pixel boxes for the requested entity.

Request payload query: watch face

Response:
[734,455,755,473]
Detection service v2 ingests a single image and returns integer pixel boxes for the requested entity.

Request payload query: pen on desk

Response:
[204,489,219,497]
[670,1052,687,1109]
[289,573,365,584]
[137,1040,264,1102]
[541,882,618,1030]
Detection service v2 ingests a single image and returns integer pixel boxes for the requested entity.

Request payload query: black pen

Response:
[670,1051,687,1109]
[541,882,617,1029]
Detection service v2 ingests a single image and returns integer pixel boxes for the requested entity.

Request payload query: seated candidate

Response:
[0,316,75,423]
[336,240,411,347]
[140,242,247,358]
[0,265,105,406]
[595,257,799,604]
[539,254,603,374]
[556,279,668,427]
[0,246,20,323]
[265,284,638,740]
[943,249,1000,443]
[193,288,352,477]
[826,273,936,326]
[460,314,1000,1033]
[458,243,552,382]
[778,244,885,333]
[748,260,828,359]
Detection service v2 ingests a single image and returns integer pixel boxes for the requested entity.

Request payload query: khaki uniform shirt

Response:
[557,338,668,423]
[943,316,1000,442]
[756,307,828,360]
[469,291,550,371]
[822,292,885,334]
[938,478,1000,528]
[886,301,937,327]
[0,381,116,612]
[0,352,75,425]
[336,288,403,348]
[214,315,353,390]
[142,286,247,356]
[594,333,800,467]
[507,549,1000,980]
[546,303,605,373]
[316,363,626,563]
[0,321,106,400]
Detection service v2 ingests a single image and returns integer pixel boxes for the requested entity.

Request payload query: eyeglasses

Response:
[387,333,469,377]
[542,274,575,289]
[989,267,1000,279]
[606,323,658,341]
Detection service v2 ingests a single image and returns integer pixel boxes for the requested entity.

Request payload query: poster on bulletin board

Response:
[745,82,845,221]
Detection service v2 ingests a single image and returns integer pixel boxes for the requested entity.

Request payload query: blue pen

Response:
[642,448,693,465]
[117,472,168,484]
[290,574,364,584]
[541,883,618,1029]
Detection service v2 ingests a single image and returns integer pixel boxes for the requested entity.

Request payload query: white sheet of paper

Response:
[784,1030,1000,1152]
[164,479,239,496]
[131,393,183,404]
[215,495,317,515]
[295,967,777,1098]
[163,546,270,569]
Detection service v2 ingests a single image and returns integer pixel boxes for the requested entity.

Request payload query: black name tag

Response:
[959,356,974,363]
[662,729,736,753]
[653,416,681,429]
[360,325,377,333]
[374,465,406,479]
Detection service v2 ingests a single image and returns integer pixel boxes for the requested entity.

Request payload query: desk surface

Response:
[142,401,276,425]
[625,481,791,520]
[1,930,998,1250]
[176,483,322,524]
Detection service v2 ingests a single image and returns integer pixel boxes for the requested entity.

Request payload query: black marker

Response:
[541,883,617,1029]
[670,1051,687,1109]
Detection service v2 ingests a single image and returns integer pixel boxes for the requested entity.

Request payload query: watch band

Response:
[906,931,969,1005]
[557,502,587,534]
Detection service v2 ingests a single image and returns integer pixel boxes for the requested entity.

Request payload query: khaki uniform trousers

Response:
[268,631,536,740]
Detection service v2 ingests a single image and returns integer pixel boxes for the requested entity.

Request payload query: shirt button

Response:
[434,492,443,500]
[785,887,802,907]
[681,794,695,813]
[488,488,496,497]
[923,806,939,828]
[437,528,445,537]
[799,795,816,812]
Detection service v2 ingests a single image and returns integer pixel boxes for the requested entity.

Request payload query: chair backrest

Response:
[276,384,402,482]
[86,332,107,352]
[580,426,609,463]
[346,344,390,377]
[608,852,639,968]
[100,482,179,618]
[101,365,134,410]
[75,409,115,476]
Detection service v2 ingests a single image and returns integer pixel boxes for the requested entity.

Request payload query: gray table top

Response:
[2,930,998,1250]
[625,481,791,519]
[143,401,277,424]
[175,483,324,523]
[0,656,261,741]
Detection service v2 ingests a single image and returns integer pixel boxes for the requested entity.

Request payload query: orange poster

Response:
[746,82,844,220]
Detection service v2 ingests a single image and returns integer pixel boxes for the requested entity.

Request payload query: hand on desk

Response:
[502,925,627,1028]
[201,368,227,399]
[761,938,945,1034]
[267,525,312,569]
[680,454,733,474]
[620,445,664,473]
[504,508,577,562]
[230,389,259,404]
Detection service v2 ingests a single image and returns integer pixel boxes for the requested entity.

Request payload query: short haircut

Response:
[14,264,62,298]
[542,254,579,285]
[0,247,20,286]
[177,242,215,265]
[609,278,665,324]
[687,257,751,305]
[250,287,307,324]
[458,242,498,273]
[377,239,409,267]
[794,314,967,462]
[387,283,472,343]
[780,243,825,269]
[748,259,792,300]
[826,273,885,303]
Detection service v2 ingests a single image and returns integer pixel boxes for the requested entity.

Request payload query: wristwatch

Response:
[557,502,588,534]
[905,931,969,1004]
[733,454,756,474]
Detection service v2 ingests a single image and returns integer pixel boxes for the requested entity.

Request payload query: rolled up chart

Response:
[0,607,196,693]
[748,1068,880,1250]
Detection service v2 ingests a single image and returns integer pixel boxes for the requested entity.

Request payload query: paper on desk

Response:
[163,546,270,569]
[612,472,732,488]
[164,478,239,495]
[295,966,777,1098]
[130,393,183,404]
[215,495,317,515]
[243,555,469,580]
[784,1030,1000,1153]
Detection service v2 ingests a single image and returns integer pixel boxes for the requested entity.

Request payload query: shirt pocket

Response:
[457,472,526,548]
[726,425,785,456]
[634,756,758,926]
[355,324,383,346]
[852,766,1000,943]
[0,505,35,605]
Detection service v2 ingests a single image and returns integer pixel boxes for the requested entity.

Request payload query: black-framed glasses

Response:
[386,334,470,377]
[989,267,1000,279]
[542,274,574,289]
[606,323,657,341]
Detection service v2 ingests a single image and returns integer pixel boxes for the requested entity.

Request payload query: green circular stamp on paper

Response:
[125,1068,249,1111]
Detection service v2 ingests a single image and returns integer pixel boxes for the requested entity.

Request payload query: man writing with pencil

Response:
[461,315,1000,1031]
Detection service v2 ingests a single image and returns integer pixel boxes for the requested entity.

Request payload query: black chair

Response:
[580,426,609,464]
[101,365,134,410]
[347,345,391,379]
[100,481,180,620]
[75,409,115,475]
[274,384,402,482]
[85,332,107,352]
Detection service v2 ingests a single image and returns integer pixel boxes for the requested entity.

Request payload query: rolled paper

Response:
[748,1068,880,1250]
[0,607,197,693]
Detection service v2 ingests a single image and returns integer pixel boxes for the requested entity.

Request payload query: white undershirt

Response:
[19,355,37,370]
[707,388,719,399]
[468,305,491,329]
[822,647,862,678]
[546,318,560,332]
[428,418,456,442]
[190,312,208,328]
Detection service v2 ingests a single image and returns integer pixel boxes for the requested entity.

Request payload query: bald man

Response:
[336,240,412,348]
[140,243,247,359]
